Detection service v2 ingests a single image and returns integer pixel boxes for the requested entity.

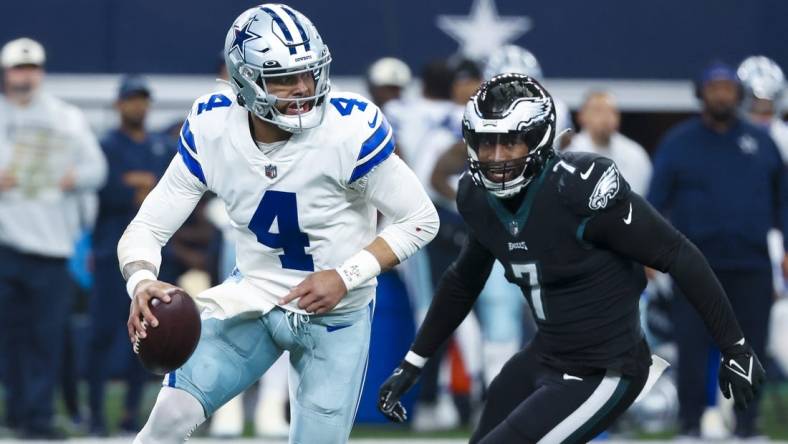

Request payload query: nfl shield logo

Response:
[265,164,277,179]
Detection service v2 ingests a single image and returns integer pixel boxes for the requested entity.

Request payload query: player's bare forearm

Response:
[365,236,399,271]
[122,260,157,281]
[430,142,467,202]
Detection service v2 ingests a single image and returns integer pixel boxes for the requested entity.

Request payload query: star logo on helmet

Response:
[230,18,262,58]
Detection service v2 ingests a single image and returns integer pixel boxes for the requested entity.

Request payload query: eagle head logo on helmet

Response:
[462,73,557,199]
[224,4,332,134]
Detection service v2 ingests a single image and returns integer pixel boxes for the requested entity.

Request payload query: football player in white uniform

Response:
[117,4,438,443]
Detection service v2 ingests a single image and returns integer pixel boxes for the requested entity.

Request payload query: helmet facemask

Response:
[232,50,331,134]
[463,74,557,199]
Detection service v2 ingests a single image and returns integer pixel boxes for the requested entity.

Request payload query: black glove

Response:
[377,360,421,422]
[719,340,766,411]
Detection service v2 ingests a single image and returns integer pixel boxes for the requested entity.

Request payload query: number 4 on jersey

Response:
[249,191,314,272]
[330,97,367,116]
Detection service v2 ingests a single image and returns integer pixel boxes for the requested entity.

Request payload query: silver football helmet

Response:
[738,55,785,101]
[224,4,331,133]
[484,45,543,81]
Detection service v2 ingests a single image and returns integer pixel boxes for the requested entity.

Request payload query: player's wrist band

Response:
[405,351,427,369]
[126,270,157,299]
[336,249,381,292]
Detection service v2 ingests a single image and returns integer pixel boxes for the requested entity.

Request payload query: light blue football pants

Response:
[165,304,372,444]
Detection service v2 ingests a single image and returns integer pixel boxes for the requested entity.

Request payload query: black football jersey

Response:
[456,151,649,374]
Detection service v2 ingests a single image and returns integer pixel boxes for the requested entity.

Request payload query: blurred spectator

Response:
[87,75,170,435]
[648,61,788,439]
[565,91,652,195]
[738,56,788,157]
[384,59,455,167]
[0,37,107,439]
[366,57,411,108]
[739,56,788,298]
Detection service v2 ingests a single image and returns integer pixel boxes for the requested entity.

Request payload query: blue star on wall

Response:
[230,18,261,57]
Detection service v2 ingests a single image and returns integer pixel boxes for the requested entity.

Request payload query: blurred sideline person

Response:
[410,58,485,431]
[565,91,652,196]
[366,57,411,109]
[88,75,170,436]
[0,37,107,439]
[739,56,788,296]
[649,62,787,439]
[121,5,437,443]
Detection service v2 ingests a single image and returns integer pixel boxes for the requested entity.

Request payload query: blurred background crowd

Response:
[0,0,787,441]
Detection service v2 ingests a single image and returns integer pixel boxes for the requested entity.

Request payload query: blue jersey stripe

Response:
[350,137,395,183]
[167,372,176,387]
[358,117,392,161]
[260,6,297,55]
[281,5,310,52]
[177,139,206,185]
[180,119,196,152]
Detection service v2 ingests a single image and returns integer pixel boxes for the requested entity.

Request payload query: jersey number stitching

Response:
[249,191,314,272]
[197,94,232,115]
[330,97,368,116]
[512,262,546,320]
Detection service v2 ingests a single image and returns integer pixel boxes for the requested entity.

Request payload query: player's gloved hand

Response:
[719,339,766,411]
[378,360,421,422]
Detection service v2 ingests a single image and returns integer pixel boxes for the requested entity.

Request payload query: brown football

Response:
[135,289,201,375]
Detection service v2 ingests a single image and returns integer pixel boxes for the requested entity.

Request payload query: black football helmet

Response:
[462,73,556,198]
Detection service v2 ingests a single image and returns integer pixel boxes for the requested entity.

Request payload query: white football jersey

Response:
[174,89,396,315]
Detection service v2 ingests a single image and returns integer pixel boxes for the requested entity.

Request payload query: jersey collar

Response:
[485,156,557,237]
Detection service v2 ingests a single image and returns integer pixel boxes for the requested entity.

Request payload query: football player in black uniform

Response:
[376,74,766,443]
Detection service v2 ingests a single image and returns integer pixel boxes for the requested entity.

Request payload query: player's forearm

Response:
[409,268,481,362]
[430,142,466,202]
[368,156,440,262]
[408,233,494,364]
[667,240,744,351]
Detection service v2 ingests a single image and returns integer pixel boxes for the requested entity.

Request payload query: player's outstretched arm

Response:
[378,233,495,422]
[584,191,765,410]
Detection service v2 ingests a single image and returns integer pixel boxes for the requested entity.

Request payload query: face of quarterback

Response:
[476,133,530,183]
[265,71,317,116]
[701,79,739,123]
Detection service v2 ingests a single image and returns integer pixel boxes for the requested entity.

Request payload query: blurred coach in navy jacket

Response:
[88,76,171,435]
[649,62,788,439]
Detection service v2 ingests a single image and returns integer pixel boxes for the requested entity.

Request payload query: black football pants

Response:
[470,342,648,443]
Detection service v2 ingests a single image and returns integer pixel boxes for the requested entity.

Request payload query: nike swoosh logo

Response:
[563,373,583,381]
[368,110,379,128]
[580,162,595,180]
[623,203,633,224]
[725,357,753,384]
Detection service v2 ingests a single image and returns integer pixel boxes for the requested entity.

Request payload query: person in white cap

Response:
[0,37,107,439]
[366,57,412,108]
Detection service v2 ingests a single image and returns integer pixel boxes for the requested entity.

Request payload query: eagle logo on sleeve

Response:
[588,164,620,210]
